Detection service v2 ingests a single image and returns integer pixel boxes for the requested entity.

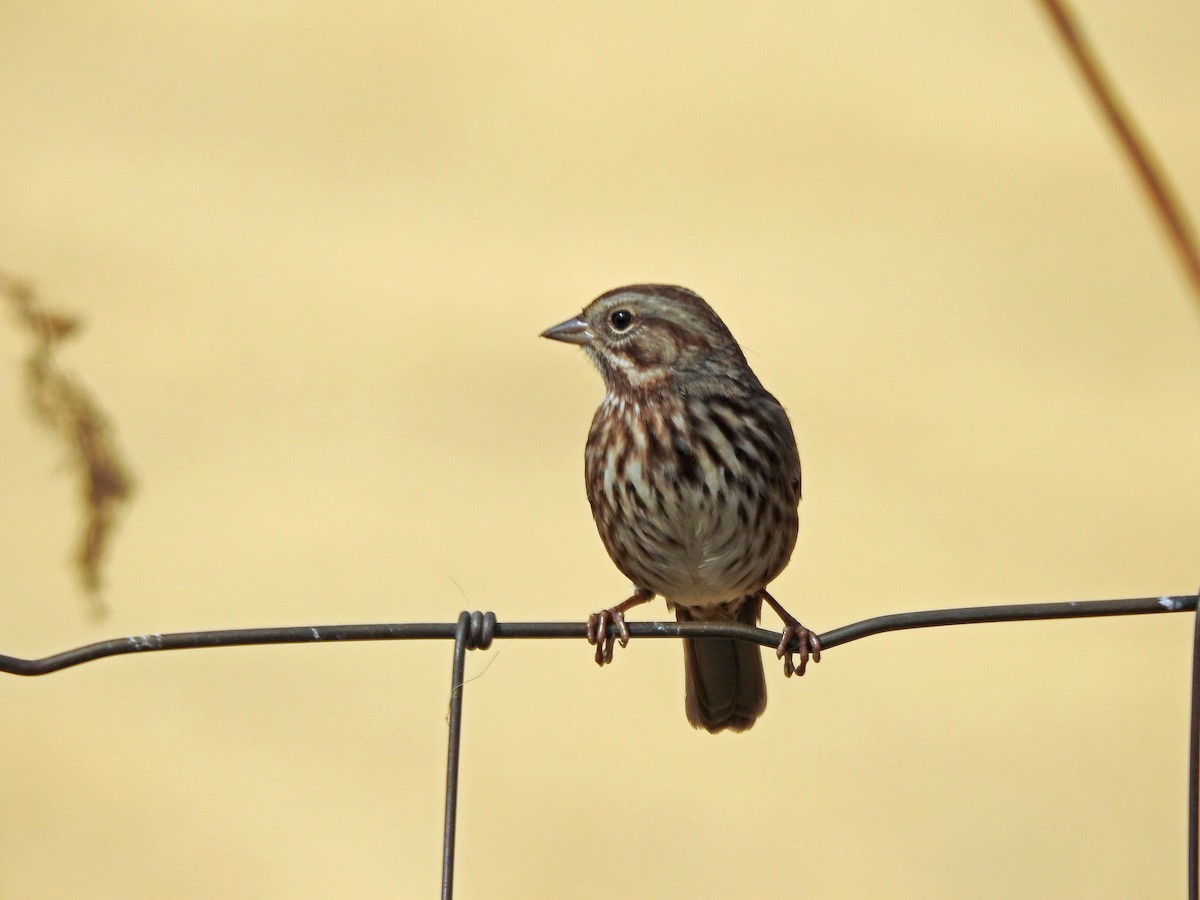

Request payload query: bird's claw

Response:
[586,608,631,666]
[777,625,821,678]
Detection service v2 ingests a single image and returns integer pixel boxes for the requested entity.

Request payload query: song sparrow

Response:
[541,284,819,733]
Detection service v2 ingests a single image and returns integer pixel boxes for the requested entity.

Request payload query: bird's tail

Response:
[676,597,766,733]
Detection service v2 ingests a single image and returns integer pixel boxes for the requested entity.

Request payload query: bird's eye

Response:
[609,309,634,331]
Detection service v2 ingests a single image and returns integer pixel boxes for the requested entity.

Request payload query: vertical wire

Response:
[1188,599,1200,900]
[441,612,471,900]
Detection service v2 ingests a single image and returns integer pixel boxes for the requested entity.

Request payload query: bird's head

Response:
[541,284,753,397]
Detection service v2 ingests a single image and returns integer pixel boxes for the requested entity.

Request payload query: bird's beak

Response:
[540,315,593,345]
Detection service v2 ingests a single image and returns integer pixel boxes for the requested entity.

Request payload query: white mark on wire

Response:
[310,628,321,641]
[127,634,162,651]
[1159,596,1182,611]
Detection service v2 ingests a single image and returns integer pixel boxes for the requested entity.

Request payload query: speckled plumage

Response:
[584,385,799,608]
[542,284,814,732]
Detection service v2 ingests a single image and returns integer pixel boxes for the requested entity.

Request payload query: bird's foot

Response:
[585,588,654,666]
[777,624,821,677]
[757,589,822,677]
[586,608,630,665]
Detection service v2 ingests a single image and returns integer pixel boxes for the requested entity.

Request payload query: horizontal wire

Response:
[0,593,1194,677]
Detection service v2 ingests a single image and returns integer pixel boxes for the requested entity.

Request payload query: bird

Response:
[541,284,819,732]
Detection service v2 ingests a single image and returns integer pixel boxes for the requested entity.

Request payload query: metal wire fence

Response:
[2,592,1198,899]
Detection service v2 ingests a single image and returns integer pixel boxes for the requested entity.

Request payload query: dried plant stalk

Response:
[1039,0,1200,308]
[2,270,134,612]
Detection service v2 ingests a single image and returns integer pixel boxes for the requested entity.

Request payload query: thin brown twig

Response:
[1037,0,1200,307]
[1,270,135,613]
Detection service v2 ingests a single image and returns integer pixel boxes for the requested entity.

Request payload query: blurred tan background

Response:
[2,1,1199,897]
